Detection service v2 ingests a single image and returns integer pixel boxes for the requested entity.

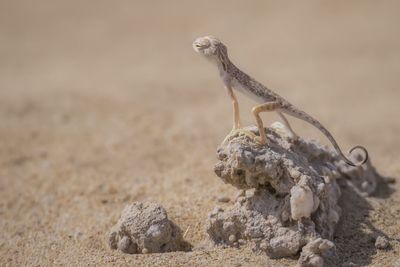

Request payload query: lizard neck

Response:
[215,48,232,73]
[217,57,280,103]
[217,58,231,72]
[217,59,234,86]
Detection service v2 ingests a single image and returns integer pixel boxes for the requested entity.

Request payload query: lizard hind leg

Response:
[277,112,299,141]
[251,101,282,145]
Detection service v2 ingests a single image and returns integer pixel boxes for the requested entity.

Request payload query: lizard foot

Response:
[254,136,268,146]
[222,128,258,145]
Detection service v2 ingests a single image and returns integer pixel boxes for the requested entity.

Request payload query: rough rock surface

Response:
[109,202,187,254]
[208,123,378,263]
[297,238,335,267]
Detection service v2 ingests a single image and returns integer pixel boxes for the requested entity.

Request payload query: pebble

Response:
[236,197,246,205]
[375,236,389,249]
[217,196,230,203]
[228,234,236,243]
[234,190,245,201]
[361,181,369,189]
[289,169,301,179]
[259,241,268,250]
[342,262,357,267]
[281,211,289,222]
[238,239,246,245]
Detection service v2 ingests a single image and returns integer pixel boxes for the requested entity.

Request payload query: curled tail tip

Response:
[348,145,369,166]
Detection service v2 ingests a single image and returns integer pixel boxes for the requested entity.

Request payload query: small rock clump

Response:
[208,123,378,265]
[297,238,335,267]
[109,202,187,254]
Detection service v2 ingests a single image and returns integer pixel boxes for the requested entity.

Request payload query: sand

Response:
[0,1,399,266]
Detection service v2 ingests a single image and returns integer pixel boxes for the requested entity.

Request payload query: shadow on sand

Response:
[325,170,396,267]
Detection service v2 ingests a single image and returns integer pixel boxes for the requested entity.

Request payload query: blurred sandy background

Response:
[0,1,399,266]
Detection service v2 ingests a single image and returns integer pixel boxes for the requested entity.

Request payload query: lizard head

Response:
[192,36,228,63]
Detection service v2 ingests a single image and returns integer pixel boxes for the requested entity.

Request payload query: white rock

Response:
[290,185,314,220]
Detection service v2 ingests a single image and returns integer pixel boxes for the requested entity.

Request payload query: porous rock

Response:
[297,238,335,267]
[109,202,186,254]
[206,189,310,258]
[208,123,378,260]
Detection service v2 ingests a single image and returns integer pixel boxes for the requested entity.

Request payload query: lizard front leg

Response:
[222,86,257,144]
[226,85,241,130]
[252,101,283,144]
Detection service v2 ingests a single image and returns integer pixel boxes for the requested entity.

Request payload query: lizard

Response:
[192,35,368,167]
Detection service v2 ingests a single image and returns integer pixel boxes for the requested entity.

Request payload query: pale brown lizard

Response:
[192,35,368,166]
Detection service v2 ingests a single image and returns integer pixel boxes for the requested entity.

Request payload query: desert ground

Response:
[1,1,400,266]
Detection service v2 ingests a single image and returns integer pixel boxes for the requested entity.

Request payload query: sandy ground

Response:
[1,1,400,266]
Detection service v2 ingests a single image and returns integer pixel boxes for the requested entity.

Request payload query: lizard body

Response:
[193,36,368,166]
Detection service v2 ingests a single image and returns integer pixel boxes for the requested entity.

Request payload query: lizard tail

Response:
[282,106,368,167]
[348,145,369,166]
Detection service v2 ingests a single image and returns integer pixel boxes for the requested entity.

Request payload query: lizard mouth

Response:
[192,38,211,53]
[193,43,208,52]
